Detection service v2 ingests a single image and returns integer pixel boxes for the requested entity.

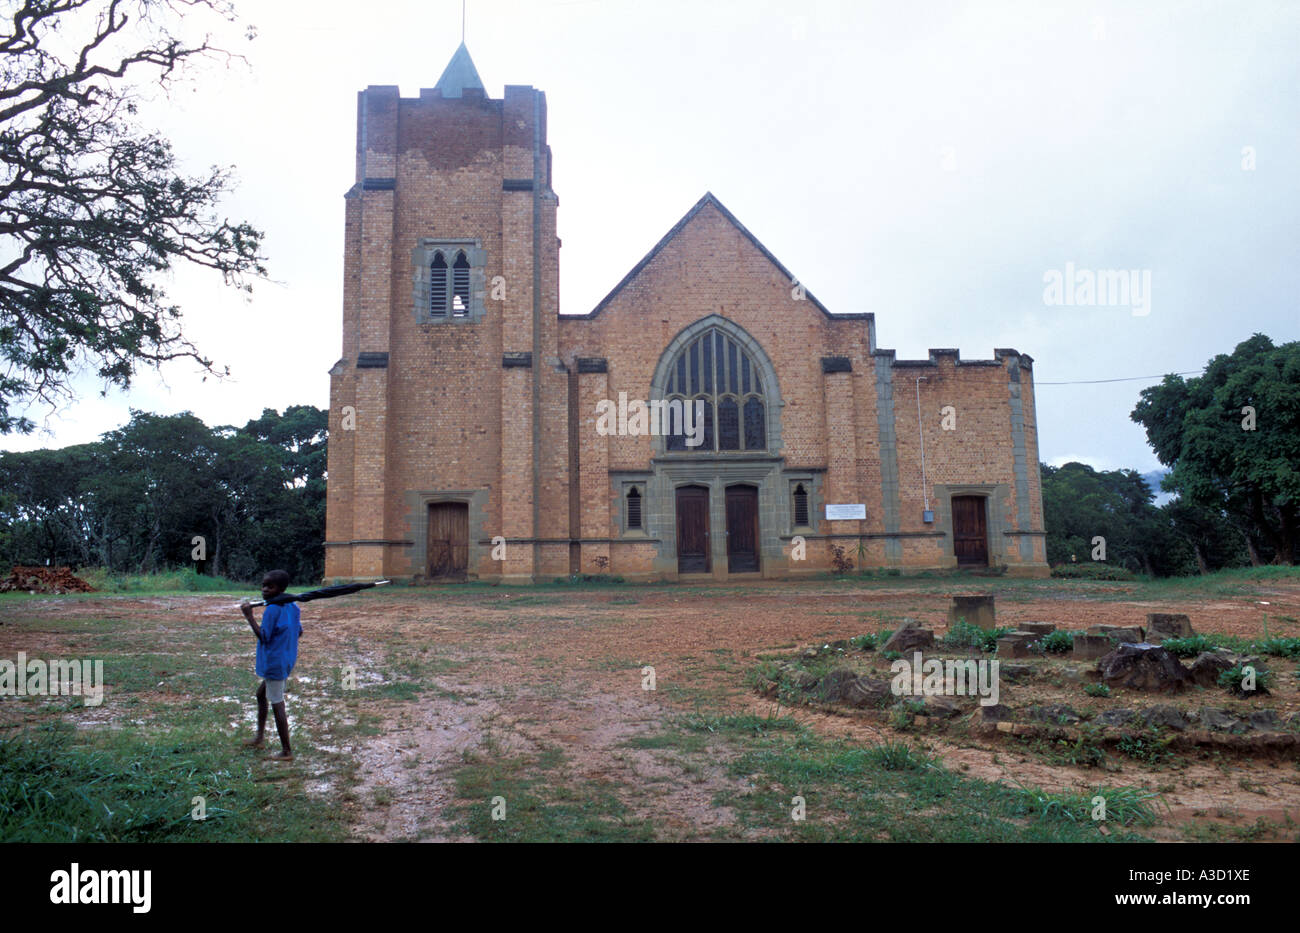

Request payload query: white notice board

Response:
[825,503,866,521]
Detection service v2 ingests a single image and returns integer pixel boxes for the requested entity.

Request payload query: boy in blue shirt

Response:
[239,569,303,761]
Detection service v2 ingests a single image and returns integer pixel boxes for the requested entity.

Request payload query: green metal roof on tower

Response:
[435,43,484,98]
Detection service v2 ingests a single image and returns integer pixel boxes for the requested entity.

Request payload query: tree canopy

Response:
[1132,334,1300,564]
[0,0,264,433]
[0,406,326,582]
[1040,460,1249,577]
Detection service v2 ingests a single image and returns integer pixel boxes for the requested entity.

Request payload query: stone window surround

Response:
[620,481,648,537]
[787,474,820,535]
[411,238,487,324]
[648,314,784,457]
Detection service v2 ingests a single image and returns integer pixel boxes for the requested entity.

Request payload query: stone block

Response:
[1072,634,1111,660]
[1019,621,1056,635]
[1088,624,1145,644]
[1145,613,1194,643]
[948,594,996,630]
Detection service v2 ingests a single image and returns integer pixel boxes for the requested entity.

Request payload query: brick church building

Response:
[324,45,1049,583]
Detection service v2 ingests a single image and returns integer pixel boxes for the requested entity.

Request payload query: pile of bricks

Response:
[0,566,95,594]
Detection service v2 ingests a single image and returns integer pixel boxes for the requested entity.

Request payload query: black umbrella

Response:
[248,580,391,607]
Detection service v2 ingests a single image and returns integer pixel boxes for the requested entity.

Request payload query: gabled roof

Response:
[580,192,866,320]
[435,43,484,98]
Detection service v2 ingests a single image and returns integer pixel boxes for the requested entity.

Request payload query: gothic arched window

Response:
[414,240,485,323]
[793,483,809,527]
[451,251,471,316]
[430,252,448,317]
[626,486,643,530]
[663,327,767,453]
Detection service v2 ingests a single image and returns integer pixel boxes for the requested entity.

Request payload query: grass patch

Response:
[714,721,1146,841]
[942,621,1014,653]
[1050,564,1139,581]
[1218,663,1275,695]
[863,740,937,771]
[1116,726,1175,765]
[1255,637,1300,660]
[1010,783,1165,827]
[1038,630,1074,654]
[1159,634,1219,658]
[80,567,246,594]
[449,746,654,842]
[0,723,347,842]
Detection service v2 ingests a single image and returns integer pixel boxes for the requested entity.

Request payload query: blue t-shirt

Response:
[255,603,302,681]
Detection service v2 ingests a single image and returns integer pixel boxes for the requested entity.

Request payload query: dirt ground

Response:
[4,576,1299,842]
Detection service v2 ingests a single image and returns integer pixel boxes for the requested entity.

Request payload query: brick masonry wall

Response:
[325,83,1047,581]
[557,202,874,471]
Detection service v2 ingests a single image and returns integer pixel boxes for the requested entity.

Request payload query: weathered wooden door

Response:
[675,485,711,573]
[427,502,469,579]
[725,485,760,573]
[952,495,989,567]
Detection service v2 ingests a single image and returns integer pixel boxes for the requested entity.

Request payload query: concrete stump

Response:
[996,632,1040,658]
[1088,624,1145,644]
[880,619,935,654]
[1146,613,1194,643]
[1019,621,1056,635]
[1072,634,1111,660]
[949,594,996,630]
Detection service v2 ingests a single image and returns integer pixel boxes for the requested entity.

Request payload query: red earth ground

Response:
[3,575,1298,841]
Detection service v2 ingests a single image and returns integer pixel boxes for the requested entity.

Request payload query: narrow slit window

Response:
[626,488,642,530]
[744,397,765,450]
[430,252,448,317]
[698,398,714,450]
[452,251,471,316]
[793,484,809,526]
[666,397,687,451]
[718,397,740,450]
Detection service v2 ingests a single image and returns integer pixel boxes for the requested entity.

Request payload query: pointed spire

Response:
[435,43,484,98]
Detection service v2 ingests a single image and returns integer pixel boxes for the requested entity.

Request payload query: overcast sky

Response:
[5,0,1298,475]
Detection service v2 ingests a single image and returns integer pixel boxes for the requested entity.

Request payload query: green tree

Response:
[1041,461,1165,573]
[209,407,326,582]
[0,443,104,565]
[0,406,328,581]
[1157,497,1248,575]
[91,410,225,571]
[1132,334,1300,564]
[0,0,264,433]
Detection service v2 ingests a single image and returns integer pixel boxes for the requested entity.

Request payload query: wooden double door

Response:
[675,484,760,574]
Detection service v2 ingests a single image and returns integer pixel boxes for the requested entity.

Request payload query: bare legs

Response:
[246,680,292,759]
